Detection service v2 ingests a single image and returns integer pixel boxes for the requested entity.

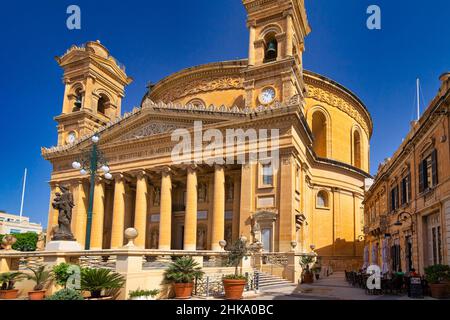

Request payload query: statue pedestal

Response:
[45,241,82,252]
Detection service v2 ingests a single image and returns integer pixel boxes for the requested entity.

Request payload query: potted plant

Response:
[52,262,77,288]
[164,257,204,299]
[26,265,53,300]
[223,238,249,300]
[45,288,84,300]
[425,264,450,299]
[81,267,125,300]
[0,272,25,299]
[300,255,315,284]
[129,288,160,300]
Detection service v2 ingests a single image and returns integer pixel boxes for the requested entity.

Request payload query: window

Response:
[419,149,438,193]
[9,229,21,234]
[187,98,206,109]
[400,173,411,205]
[97,94,109,115]
[262,164,273,186]
[316,190,329,208]
[311,111,327,158]
[390,184,399,212]
[353,130,361,169]
[73,88,83,112]
[264,37,278,62]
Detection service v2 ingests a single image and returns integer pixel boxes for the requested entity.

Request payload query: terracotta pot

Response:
[174,282,193,299]
[0,289,19,300]
[429,283,448,299]
[28,290,46,300]
[223,279,246,300]
[302,272,314,284]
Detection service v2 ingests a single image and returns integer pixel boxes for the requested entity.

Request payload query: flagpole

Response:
[19,168,27,220]
[416,78,420,121]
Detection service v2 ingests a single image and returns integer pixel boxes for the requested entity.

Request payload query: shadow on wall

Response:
[314,238,365,272]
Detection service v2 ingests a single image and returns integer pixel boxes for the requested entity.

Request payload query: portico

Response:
[66,163,243,251]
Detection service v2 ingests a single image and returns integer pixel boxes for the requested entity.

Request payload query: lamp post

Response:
[394,211,414,232]
[72,135,112,250]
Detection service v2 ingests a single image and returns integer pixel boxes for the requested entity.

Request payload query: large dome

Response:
[147,60,373,172]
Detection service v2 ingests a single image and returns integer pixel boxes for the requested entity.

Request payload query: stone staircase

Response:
[256,271,295,290]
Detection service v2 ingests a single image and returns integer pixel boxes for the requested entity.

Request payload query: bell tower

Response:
[242,0,311,107]
[54,41,133,145]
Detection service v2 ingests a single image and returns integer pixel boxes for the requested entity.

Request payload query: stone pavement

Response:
[249,272,436,300]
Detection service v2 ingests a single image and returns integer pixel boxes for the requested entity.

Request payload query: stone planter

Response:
[86,296,114,300]
[302,272,314,284]
[429,283,448,299]
[0,289,19,300]
[174,283,193,299]
[223,279,246,300]
[28,290,46,301]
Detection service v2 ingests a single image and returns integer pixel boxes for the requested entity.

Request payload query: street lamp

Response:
[394,211,414,231]
[72,135,112,250]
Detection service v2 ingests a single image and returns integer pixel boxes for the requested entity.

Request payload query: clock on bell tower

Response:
[54,41,133,145]
[242,0,311,108]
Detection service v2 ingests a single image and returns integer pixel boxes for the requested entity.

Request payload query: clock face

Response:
[259,87,276,104]
[67,132,76,144]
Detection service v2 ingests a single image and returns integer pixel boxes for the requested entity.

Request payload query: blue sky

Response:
[0,0,449,227]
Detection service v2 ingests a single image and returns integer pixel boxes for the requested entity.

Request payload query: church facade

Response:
[43,0,372,270]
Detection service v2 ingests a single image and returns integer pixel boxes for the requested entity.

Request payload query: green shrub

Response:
[52,263,78,288]
[81,268,125,298]
[45,288,84,300]
[129,288,160,298]
[425,264,450,284]
[0,233,38,251]
[164,257,204,284]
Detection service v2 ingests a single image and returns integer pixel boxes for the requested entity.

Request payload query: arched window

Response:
[312,111,327,157]
[73,88,83,112]
[187,98,206,109]
[264,36,278,62]
[353,130,362,169]
[317,190,329,208]
[97,94,109,115]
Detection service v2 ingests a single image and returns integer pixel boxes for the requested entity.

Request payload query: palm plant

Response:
[81,268,125,298]
[299,255,315,273]
[26,266,53,291]
[164,257,204,283]
[0,272,25,290]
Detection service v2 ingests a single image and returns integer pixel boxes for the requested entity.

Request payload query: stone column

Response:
[248,23,256,66]
[134,171,148,248]
[158,168,172,250]
[111,174,126,248]
[232,174,241,243]
[211,165,225,251]
[285,13,293,57]
[91,177,105,249]
[73,179,88,247]
[184,165,198,251]
[46,183,59,241]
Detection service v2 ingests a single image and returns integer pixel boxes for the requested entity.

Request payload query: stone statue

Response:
[1,235,17,250]
[36,232,46,251]
[153,187,160,206]
[198,183,207,202]
[52,186,75,241]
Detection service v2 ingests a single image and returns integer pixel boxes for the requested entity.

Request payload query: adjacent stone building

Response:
[42,0,372,270]
[364,73,450,274]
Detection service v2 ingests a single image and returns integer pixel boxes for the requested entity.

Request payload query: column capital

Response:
[161,166,172,176]
[135,170,147,180]
[113,173,125,182]
[186,163,198,173]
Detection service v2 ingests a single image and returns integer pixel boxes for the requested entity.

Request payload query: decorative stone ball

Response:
[124,228,138,240]
[219,240,227,248]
